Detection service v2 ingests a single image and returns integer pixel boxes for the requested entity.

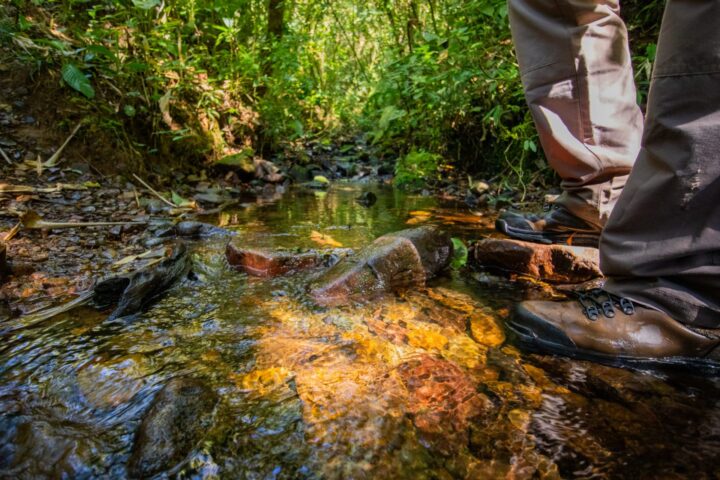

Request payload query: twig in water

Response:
[0,146,11,165]
[21,210,145,230]
[132,173,176,208]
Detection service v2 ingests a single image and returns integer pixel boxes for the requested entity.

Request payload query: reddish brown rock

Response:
[469,238,601,283]
[309,227,453,306]
[226,241,343,277]
[397,354,492,455]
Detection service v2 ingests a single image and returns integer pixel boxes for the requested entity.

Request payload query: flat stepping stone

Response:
[469,238,601,284]
[225,242,345,277]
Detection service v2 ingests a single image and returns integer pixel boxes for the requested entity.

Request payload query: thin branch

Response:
[0,146,11,165]
[132,173,176,208]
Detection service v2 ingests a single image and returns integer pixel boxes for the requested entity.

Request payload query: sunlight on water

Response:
[2,185,720,479]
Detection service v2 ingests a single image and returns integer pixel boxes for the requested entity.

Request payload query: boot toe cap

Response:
[509,301,577,349]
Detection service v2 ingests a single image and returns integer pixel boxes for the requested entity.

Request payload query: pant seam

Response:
[654,69,720,79]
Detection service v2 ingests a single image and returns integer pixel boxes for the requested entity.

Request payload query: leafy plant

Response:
[394,150,441,189]
[61,63,95,99]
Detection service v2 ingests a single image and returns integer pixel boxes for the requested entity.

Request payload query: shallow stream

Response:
[2,185,720,479]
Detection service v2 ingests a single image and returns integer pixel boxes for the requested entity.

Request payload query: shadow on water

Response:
[2,184,720,479]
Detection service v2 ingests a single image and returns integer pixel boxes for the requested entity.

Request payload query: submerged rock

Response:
[225,242,346,277]
[310,226,452,305]
[158,221,233,238]
[356,191,377,207]
[128,377,217,478]
[469,238,601,283]
[397,354,493,455]
[93,243,190,319]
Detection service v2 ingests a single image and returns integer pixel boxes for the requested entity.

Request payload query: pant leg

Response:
[601,0,720,328]
[508,0,643,225]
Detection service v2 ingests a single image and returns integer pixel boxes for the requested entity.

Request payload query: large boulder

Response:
[225,242,346,277]
[310,226,452,306]
[128,377,217,478]
[469,238,601,283]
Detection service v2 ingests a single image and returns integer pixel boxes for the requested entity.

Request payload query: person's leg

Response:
[509,0,720,368]
[601,0,720,328]
[500,0,643,244]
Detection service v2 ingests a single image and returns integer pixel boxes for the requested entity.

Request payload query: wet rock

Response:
[145,199,169,214]
[93,243,190,319]
[397,354,492,455]
[225,242,344,277]
[288,164,311,183]
[158,221,233,238]
[128,377,217,478]
[0,242,9,282]
[310,227,453,305]
[469,238,601,283]
[254,158,285,183]
[356,191,377,207]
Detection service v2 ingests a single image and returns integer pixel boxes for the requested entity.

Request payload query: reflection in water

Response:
[1,185,720,479]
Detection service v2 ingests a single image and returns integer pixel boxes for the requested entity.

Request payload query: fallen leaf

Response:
[310,230,343,248]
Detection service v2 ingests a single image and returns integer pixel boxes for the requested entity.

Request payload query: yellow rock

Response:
[231,367,293,395]
[405,321,449,351]
[469,310,506,347]
[443,334,487,370]
[508,409,531,431]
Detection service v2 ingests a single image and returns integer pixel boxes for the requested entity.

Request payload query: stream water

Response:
[2,185,720,479]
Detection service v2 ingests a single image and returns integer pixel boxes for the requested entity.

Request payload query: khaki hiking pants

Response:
[509,0,720,326]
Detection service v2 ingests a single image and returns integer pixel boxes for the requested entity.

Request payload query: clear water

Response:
[2,184,720,479]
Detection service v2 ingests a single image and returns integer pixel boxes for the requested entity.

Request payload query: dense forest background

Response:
[0,0,663,188]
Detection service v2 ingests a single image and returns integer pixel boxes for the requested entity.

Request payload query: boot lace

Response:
[572,289,635,321]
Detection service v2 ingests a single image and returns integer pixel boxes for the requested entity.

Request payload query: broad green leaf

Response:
[451,238,468,270]
[61,64,95,99]
[132,0,160,9]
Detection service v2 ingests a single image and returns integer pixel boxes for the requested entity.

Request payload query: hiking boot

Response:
[495,205,602,247]
[507,289,720,373]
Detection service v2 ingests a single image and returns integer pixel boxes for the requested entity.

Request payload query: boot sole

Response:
[506,319,720,376]
[495,219,600,248]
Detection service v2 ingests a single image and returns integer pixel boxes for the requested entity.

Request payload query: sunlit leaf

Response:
[310,230,342,248]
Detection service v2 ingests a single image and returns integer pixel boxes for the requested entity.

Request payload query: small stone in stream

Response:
[93,243,190,319]
[356,191,377,207]
[158,221,233,238]
[143,237,165,248]
[128,377,217,478]
[226,242,345,277]
[469,238,601,283]
[310,226,453,306]
[109,225,122,240]
[145,199,168,214]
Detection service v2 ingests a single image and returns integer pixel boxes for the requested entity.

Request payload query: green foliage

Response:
[394,150,441,189]
[61,64,95,99]
[450,238,468,270]
[1,0,664,183]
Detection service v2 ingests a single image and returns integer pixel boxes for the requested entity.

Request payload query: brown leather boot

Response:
[508,289,720,373]
[495,205,602,247]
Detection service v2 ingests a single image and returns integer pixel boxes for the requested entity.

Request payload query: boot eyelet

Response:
[601,301,615,318]
[584,305,599,321]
